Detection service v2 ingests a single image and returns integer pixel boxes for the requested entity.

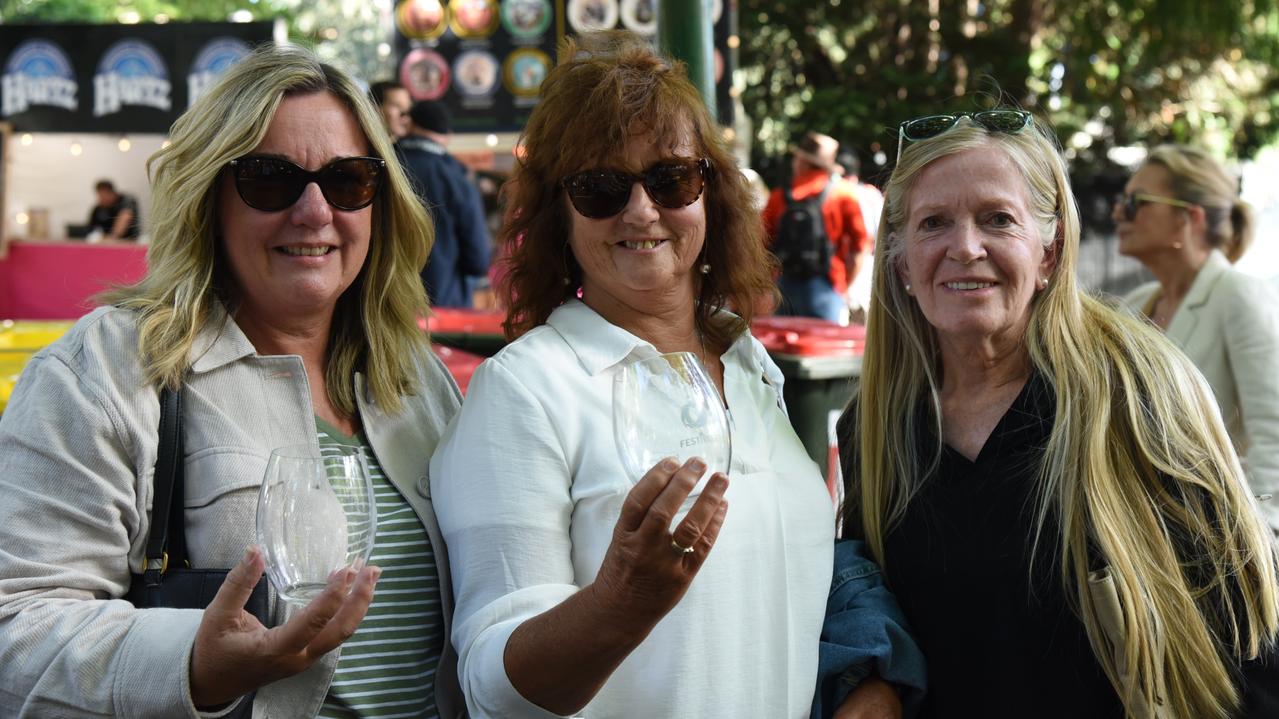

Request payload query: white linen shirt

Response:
[430,299,834,718]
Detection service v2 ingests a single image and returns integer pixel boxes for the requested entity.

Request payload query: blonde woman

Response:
[837,111,1279,717]
[0,46,466,717]
[1115,145,1279,534]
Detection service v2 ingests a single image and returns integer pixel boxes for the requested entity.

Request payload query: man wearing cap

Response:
[396,100,492,308]
[762,132,871,323]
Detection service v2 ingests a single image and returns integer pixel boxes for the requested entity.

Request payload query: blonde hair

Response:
[101,44,434,415]
[850,119,1278,717]
[1144,144,1254,263]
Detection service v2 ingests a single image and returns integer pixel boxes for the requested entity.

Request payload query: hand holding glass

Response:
[256,444,377,604]
[613,352,731,490]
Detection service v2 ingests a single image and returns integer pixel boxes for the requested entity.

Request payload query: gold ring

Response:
[670,539,695,555]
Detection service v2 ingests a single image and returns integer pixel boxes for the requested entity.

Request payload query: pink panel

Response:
[0,242,148,320]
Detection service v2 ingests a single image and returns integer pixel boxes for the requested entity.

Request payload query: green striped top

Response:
[316,418,443,719]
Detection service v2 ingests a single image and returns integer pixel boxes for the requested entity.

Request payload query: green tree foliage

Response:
[738,0,1279,175]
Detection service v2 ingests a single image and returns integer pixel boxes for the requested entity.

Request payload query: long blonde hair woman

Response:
[840,113,1278,717]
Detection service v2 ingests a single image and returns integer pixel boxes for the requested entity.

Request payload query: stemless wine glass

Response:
[256,444,377,604]
[612,352,731,490]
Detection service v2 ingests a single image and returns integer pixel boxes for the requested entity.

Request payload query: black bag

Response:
[126,386,270,716]
[773,174,836,279]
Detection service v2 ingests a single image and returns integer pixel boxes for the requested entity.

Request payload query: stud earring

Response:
[699,263,711,275]
[904,282,912,293]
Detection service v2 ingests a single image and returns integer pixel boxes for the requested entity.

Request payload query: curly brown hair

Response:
[499,31,776,349]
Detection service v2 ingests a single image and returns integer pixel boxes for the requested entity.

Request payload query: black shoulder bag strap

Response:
[140,386,185,586]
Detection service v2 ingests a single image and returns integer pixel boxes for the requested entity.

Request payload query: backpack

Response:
[773,175,835,279]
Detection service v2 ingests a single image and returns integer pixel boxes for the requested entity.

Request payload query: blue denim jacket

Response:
[812,539,927,719]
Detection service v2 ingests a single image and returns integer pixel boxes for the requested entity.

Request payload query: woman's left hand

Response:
[833,675,902,719]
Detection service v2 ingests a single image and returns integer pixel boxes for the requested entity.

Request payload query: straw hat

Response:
[790,132,844,174]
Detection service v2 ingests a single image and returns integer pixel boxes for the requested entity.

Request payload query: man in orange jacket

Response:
[762,132,871,323]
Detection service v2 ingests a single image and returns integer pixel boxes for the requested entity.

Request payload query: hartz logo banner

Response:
[187,38,252,108]
[93,39,171,116]
[1,40,79,116]
[0,22,272,132]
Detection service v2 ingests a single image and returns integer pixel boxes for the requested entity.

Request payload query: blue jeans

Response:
[777,275,845,323]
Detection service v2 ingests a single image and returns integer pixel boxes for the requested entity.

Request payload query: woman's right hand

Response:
[188,546,380,708]
[590,457,730,626]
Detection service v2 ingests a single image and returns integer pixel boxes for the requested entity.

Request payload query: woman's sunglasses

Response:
[896,110,1033,163]
[1116,192,1196,221]
[228,155,386,212]
[560,157,710,219]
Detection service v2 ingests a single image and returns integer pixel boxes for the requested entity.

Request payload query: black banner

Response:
[392,0,735,134]
[0,21,275,133]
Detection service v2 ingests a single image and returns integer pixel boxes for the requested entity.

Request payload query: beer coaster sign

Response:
[449,0,500,40]
[503,48,550,105]
[453,49,499,106]
[567,0,619,33]
[400,47,451,101]
[396,0,448,41]
[502,0,552,40]
[619,0,657,36]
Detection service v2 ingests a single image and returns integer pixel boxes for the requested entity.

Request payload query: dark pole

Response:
[658,0,716,117]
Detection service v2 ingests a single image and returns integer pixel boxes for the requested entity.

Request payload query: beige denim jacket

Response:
[0,305,465,718]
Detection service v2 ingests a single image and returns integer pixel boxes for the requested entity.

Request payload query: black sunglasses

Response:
[1116,192,1196,221]
[896,110,1034,163]
[228,155,386,212]
[560,158,710,219]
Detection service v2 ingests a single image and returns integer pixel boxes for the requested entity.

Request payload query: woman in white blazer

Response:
[1115,144,1279,533]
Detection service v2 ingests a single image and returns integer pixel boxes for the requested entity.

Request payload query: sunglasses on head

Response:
[1116,192,1196,221]
[896,110,1034,163]
[560,157,710,219]
[228,155,386,212]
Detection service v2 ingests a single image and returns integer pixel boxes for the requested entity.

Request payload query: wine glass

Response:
[612,352,732,493]
[256,444,377,604]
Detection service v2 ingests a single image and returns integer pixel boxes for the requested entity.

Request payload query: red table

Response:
[0,241,148,319]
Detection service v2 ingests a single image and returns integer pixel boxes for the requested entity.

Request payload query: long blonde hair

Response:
[1144,144,1254,263]
[101,44,434,415]
[849,119,1278,717]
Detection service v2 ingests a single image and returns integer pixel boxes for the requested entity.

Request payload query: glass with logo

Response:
[612,352,731,493]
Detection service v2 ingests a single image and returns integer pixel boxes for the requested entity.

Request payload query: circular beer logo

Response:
[449,0,500,39]
[567,0,619,33]
[503,48,550,98]
[395,0,448,41]
[502,0,552,39]
[400,48,450,100]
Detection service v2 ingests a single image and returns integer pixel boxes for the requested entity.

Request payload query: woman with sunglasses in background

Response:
[430,31,921,718]
[838,111,1279,717]
[0,46,467,717]
[1114,145,1279,536]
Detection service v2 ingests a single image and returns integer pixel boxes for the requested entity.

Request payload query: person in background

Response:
[1115,144,1279,534]
[841,109,1279,717]
[369,79,412,140]
[838,148,883,323]
[431,31,920,719]
[88,179,141,241]
[763,132,870,323]
[396,100,492,308]
[0,45,466,718]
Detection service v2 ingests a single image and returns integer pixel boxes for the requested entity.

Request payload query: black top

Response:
[88,193,140,239]
[838,374,1279,717]
[841,374,1123,717]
